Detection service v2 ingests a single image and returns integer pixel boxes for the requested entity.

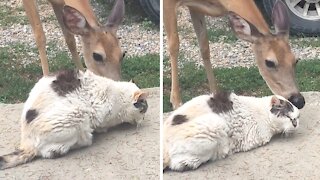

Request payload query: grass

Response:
[95,0,154,25]
[122,54,160,88]
[290,36,320,48]
[163,59,320,112]
[0,5,28,26]
[0,42,159,104]
[207,28,238,43]
[141,18,158,31]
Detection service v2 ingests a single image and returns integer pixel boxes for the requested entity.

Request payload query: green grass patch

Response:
[95,0,152,25]
[122,54,160,88]
[290,36,320,48]
[163,59,320,112]
[0,43,75,103]
[207,28,238,43]
[141,18,158,31]
[0,5,28,26]
[0,42,159,103]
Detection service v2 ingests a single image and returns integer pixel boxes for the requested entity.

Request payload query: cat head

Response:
[117,80,148,125]
[268,95,300,135]
[126,89,148,125]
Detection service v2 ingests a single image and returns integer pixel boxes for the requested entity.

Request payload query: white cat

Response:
[0,70,148,170]
[163,92,300,171]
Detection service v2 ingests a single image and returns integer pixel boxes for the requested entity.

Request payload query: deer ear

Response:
[63,5,90,35]
[106,0,125,34]
[272,0,290,36]
[228,12,263,43]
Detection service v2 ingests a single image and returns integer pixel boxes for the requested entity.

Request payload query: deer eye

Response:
[265,60,276,68]
[93,53,103,62]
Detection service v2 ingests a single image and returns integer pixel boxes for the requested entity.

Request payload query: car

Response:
[139,0,160,24]
[256,0,320,35]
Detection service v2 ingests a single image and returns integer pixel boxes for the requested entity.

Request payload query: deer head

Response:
[62,0,125,80]
[229,0,305,109]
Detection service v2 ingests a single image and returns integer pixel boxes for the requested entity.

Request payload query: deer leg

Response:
[22,0,49,76]
[51,3,85,71]
[189,9,218,93]
[164,5,181,109]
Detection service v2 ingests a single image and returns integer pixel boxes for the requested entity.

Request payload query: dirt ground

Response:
[0,88,160,180]
[164,92,320,180]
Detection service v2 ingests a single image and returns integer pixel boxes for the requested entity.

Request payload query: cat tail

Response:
[0,148,36,170]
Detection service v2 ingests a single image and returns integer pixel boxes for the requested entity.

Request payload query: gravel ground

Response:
[0,0,159,63]
[163,7,320,69]
[163,92,320,179]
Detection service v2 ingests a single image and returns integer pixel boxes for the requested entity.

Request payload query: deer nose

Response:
[288,93,305,109]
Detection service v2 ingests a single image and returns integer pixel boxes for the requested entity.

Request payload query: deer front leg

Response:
[189,9,218,94]
[164,5,182,109]
[51,3,85,71]
[23,0,49,76]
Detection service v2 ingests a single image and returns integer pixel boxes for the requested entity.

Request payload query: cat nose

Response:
[292,118,297,127]
[288,93,305,109]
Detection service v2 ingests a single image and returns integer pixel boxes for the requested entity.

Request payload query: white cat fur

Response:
[0,70,148,169]
[163,93,300,171]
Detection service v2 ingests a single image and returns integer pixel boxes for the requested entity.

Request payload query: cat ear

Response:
[129,79,135,84]
[133,91,148,102]
[271,96,281,106]
[78,70,85,76]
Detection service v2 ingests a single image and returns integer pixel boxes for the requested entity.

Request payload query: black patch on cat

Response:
[26,109,38,123]
[51,70,81,96]
[270,99,294,117]
[134,99,148,113]
[172,115,188,125]
[207,91,233,114]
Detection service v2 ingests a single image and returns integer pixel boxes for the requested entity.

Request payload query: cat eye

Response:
[134,99,148,113]
[265,60,276,68]
[134,99,144,108]
[93,53,103,62]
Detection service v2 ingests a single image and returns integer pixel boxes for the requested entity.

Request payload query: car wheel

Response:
[259,0,320,36]
[139,0,160,24]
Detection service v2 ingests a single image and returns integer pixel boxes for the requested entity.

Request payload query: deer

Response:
[22,0,125,80]
[164,0,305,110]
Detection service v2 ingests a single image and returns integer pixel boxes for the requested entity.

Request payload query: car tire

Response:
[258,0,320,36]
[139,0,160,24]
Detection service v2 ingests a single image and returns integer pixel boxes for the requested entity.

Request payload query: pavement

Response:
[0,88,160,180]
[163,92,320,179]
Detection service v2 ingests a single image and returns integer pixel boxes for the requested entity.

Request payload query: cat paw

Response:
[171,159,202,171]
